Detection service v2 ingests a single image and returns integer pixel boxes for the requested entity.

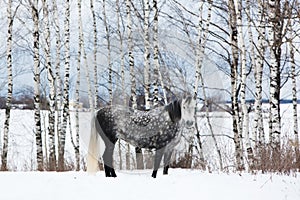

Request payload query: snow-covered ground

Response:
[1,169,299,200]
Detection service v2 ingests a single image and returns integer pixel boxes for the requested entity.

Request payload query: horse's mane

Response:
[165,99,181,123]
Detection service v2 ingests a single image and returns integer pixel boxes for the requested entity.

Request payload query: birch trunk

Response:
[253,0,266,154]
[31,0,44,171]
[1,0,13,171]
[42,0,56,171]
[74,0,83,171]
[58,0,71,171]
[144,0,151,110]
[288,20,300,168]
[116,0,125,170]
[152,0,167,106]
[52,0,62,163]
[102,0,113,105]
[193,0,215,170]
[90,0,98,109]
[228,0,244,171]
[268,0,281,156]
[152,0,159,105]
[126,0,137,109]
[233,0,253,171]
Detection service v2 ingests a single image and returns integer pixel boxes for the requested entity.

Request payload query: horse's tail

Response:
[87,111,100,174]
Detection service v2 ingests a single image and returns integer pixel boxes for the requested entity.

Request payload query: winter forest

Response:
[0,0,300,181]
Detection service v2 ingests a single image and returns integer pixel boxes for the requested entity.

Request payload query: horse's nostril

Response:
[186,121,194,127]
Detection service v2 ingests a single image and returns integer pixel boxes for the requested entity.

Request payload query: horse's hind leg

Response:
[163,150,173,175]
[151,147,165,178]
[103,142,117,177]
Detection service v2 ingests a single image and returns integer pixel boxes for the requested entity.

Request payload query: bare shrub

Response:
[254,139,299,175]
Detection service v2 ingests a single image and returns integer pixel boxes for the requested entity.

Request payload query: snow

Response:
[0,169,299,200]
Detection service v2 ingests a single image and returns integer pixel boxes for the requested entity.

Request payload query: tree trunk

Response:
[74,0,83,171]
[268,0,281,161]
[288,18,300,169]
[144,0,151,111]
[193,0,215,170]
[253,0,266,169]
[52,0,62,169]
[42,0,56,171]
[102,0,113,105]
[233,0,253,171]
[1,0,13,171]
[126,0,137,110]
[152,0,160,107]
[90,0,98,109]
[58,0,71,171]
[116,0,125,170]
[228,0,244,171]
[31,0,44,171]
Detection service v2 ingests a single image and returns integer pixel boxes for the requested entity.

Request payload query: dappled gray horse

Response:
[87,96,196,178]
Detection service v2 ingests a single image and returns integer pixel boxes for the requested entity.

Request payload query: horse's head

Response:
[181,96,196,129]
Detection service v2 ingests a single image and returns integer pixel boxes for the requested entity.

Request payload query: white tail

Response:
[87,112,100,174]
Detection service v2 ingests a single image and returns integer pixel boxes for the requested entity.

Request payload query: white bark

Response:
[102,0,113,105]
[90,0,98,109]
[194,0,217,170]
[152,0,167,106]
[126,0,137,109]
[144,0,151,110]
[228,0,244,170]
[253,0,266,150]
[1,0,13,171]
[52,0,62,162]
[268,0,281,151]
[116,0,124,170]
[42,0,56,171]
[233,0,253,170]
[59,0,71,171]
[31,0,44,171]
[288,19,300,167]
[74,0,83,171]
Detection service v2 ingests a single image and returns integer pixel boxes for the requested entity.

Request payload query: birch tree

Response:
[253,0,266,153]
[102,0,113,105]
[268,0,281,157]
[287,9,300,168]
[90,0,98,109]
[116,0,125,170]
[126,0,137,109]
[228,0,244,171]
[58,0,71,171]
[1,0,14,171]
[41,0,56,171]
[193,0,216,170]
[144,0,151,111]
[74,0,83,171]
[233,0,253,170]
[31,0,44,171]
[52,0,62,161]
[152,0,163,107]
[126,0,134,170]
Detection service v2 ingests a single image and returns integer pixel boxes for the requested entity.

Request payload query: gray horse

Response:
[87,96,196,178]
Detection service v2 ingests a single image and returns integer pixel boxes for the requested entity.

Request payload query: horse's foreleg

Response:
[163,150,172,175]
[152,147,165,178]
